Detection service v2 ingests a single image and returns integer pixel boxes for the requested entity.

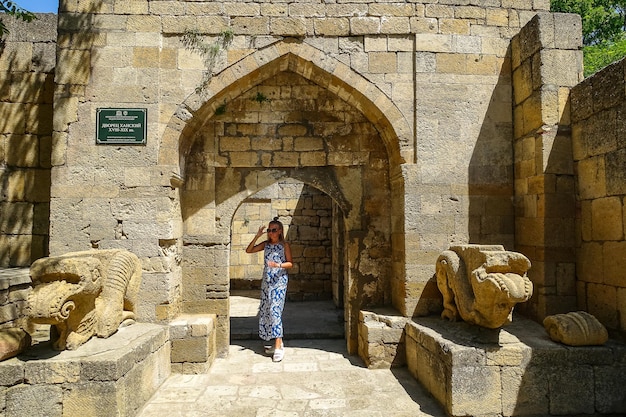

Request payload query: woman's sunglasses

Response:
[267,228,280,233]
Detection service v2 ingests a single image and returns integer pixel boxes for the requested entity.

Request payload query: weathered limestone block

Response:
[0,323,170,417]
[169,314,216,374]
[358,310,408,369]
[26,249,142,350]
[0,328,31,361]
[543,311,608,346]
[436,245,533,328]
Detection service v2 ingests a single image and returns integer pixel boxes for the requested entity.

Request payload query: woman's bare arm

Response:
[246,225,266,254]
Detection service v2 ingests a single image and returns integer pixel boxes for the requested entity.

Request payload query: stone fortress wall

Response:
[571,59,626,333]
[0,15,56,330]
[0,14,56,268]
[511,13,582,322]
[45,0,555,354]
[0,0,624,354]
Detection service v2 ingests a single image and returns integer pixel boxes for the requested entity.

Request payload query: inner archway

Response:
[171,41,408,356]
[229,178,346,341]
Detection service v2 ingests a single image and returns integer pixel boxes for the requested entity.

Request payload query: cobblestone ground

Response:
[137,338,446,417]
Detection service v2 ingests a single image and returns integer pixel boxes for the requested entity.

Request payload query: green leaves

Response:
[0,0,36,37]
[551,0,625,44]
[551,0,626,75]
[583,37,626,75]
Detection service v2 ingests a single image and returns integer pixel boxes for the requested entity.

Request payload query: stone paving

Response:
[138,292,446,417]
[137,338,446,417]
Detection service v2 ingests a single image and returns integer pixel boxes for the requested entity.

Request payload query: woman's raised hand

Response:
[256,225,265,237]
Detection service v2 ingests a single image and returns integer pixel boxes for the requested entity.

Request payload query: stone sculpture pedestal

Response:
[406,315,626,417]
[0,323,170,417]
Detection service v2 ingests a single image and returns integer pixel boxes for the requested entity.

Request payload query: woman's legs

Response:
[270,277,287,362]
[273,336,284,362]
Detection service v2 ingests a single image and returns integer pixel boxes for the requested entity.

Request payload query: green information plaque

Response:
[96,108,147,144]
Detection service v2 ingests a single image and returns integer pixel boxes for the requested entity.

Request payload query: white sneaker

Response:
[264,344,274,355]
[272,343,284,362]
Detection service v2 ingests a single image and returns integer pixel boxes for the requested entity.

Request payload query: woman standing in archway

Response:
[245,217,293,362]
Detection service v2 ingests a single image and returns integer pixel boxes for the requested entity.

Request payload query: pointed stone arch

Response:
[163,38,410,355]
[158,38,412,174]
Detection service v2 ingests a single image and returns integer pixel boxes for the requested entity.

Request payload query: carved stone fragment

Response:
[543,311,608,346]
[26,249,142,350]
[436,244,533,328]
[0,328,31,360]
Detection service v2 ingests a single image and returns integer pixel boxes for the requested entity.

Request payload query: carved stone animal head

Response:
[26,280,83,324]
[469,272,533,328]
[437,245,533,329]
[468,251,533,328]
[26,249,142,351]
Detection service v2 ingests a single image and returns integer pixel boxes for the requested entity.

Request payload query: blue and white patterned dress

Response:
[259,242,288,341]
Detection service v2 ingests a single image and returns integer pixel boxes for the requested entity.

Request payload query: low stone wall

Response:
[0,269,31,329]
[0,323,170,417]
[406,316,626,417]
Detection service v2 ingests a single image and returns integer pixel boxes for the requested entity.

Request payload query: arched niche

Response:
[163,39,409,355]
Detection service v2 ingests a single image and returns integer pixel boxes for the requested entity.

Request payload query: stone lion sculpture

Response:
[26,249,142,350]
[436,244,533,328]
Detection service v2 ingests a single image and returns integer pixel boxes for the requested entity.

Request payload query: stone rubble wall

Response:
[0,14,56,268]
[0,269,31,329]
[230,179,334,301]
[571,58,626,334]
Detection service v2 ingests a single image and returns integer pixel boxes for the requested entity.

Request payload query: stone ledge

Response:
[406,315,626,417]
[358,308,409,369]
[0,323,170,417]
[0,268,31,291]
[169,314,216,374]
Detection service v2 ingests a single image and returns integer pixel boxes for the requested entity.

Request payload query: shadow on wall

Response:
[0,14,56,267]
[417,48,517,319]
[468,47,515,250]
[0,6,102,267]
[532,103,577,318]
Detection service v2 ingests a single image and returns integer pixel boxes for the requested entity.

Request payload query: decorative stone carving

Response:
[26,249,142,350]
[436,245,533,328]
[543,311,608,346]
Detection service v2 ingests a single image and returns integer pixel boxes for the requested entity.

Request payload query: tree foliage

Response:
[0,1,36,37]
[551,0,626,76]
